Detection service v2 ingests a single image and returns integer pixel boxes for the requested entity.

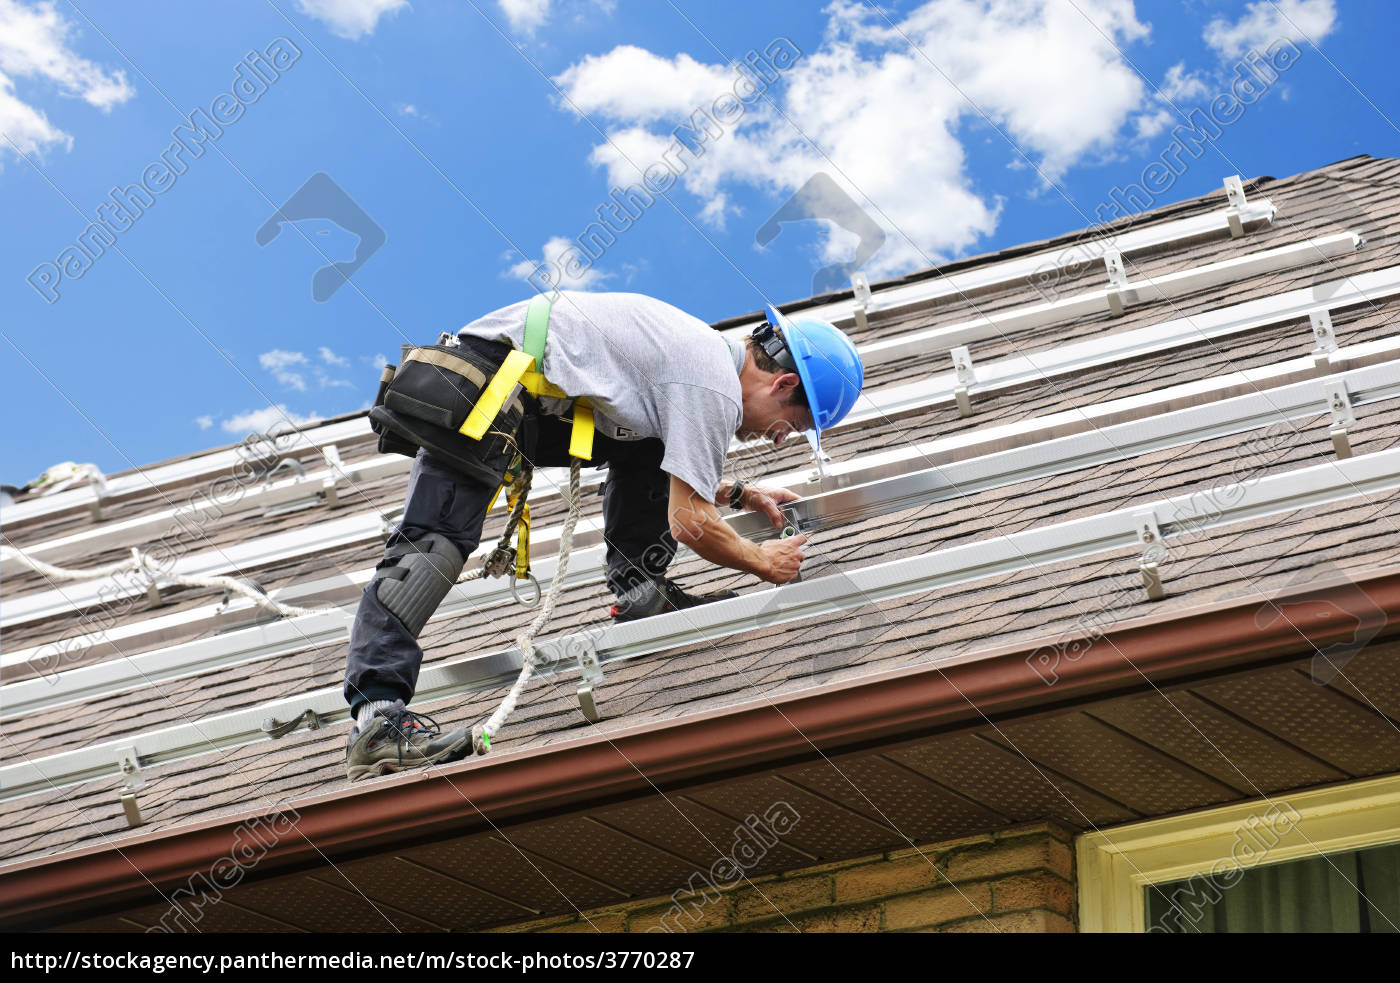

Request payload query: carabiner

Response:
[510,572,542,608]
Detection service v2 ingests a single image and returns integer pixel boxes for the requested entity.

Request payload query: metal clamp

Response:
[951,345,976,417]
[1310,310,1338,372]
[261,708,322,739]
[1223,175,1247,237]
[560,635,605,723]
[321,445,346,509]
[1324,375,1356,459]
[1135,509,1166,601]
[1104,249,1130,316]
[851,272,872,332]
[436,331,462,348]
[118,746,144,828]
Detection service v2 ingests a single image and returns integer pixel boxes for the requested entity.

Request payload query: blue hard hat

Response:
[761,305,864,450]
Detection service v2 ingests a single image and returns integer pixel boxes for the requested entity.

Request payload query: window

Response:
[1077,775,1400,932]
[1146,842,1400,932]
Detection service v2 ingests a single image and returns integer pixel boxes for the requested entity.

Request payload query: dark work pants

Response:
[343,338,677,714]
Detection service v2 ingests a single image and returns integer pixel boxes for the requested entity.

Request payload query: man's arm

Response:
[670,475,806,584]
[714,478,802,528]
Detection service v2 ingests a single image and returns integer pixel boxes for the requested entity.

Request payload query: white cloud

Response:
[508,235,611,290]
[552,0,1157,279]
[1205,0,1336,61]
[0,0,134,159]
[194,415,213,430]
[1136,62,1214,139]
[295,0,407,40]
[363,352,389,368]
[557,46,732,123]
[259,348,308,391]
[500,0,550,34]
[220,405,323,436]
[318,345,350,367]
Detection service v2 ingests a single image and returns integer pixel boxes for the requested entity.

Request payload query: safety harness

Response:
[459,293,595,461]
[454,293,594,602]
[452,293,593,755]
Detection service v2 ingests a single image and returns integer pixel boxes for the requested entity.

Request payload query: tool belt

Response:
[369,294,595,488]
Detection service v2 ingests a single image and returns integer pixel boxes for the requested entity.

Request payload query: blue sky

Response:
[0,0,1394,484]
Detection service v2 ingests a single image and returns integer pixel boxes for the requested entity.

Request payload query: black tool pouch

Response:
[368,342,525,489]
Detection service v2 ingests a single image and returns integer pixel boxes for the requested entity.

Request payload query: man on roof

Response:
[343,290,864,781]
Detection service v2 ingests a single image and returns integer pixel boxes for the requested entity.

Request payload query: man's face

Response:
[739,371,814,447]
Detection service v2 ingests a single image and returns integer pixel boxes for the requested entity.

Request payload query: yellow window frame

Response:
[1076,774,1400,932]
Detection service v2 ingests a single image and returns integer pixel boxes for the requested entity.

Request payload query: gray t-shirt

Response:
[459,291,744,497]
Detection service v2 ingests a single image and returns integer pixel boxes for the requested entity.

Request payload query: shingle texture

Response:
[4,156,1400,931]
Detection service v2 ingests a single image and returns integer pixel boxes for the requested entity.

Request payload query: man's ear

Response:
[772,372,802,397]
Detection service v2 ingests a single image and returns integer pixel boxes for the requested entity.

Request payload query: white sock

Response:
[357,700,398,729]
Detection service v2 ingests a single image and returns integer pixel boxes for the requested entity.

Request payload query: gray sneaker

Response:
[345,701,471,782]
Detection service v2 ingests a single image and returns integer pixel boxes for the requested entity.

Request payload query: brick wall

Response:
[486,822,1076,934]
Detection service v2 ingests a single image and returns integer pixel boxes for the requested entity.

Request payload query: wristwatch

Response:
[728,480,746,511]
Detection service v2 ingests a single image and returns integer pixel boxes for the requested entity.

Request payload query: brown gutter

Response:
[4,564,1398,927]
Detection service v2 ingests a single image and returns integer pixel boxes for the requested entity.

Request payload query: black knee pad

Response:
[373,533,466,636]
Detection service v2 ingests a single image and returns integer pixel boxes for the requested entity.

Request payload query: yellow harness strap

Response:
[456,293,594,461]
[515,503,531,579]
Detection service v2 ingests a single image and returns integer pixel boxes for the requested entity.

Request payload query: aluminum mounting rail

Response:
[0,200,1286,534]
[0,453,406,578]
[720,193,1277,335]
[9,353,1400,719]
[1,416,373,528]
[5,441,1398,801]
[10,255,1400,585]
[856,232,1362,369]
[9,333,1398,667]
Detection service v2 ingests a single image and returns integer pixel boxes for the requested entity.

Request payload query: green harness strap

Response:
[523,293,551,365]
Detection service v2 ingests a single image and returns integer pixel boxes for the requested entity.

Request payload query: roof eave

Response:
[5,564,1400,927]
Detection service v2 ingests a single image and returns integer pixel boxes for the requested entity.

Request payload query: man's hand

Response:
[743,483,801,530]
[673,476,807,583]
[758,534,806,584]
[717,479,803,530]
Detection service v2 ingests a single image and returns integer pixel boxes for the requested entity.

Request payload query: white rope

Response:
[472,459,581,755]
[1,544,325,619]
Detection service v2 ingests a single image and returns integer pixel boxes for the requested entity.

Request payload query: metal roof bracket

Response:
[261,708,322,739]
[1104,250,1130,316]
[120,792,143,828]
[381,506,405,540]
[1224,175,1248,237]
[1135,509,1166,601]
[851,273,872,332]
[951,345,976,417]
[321,445,345,510]
[563,635,605,723]
[117,746,144,828]
[1325,376,1356,459]
[1310,310,1338,369]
